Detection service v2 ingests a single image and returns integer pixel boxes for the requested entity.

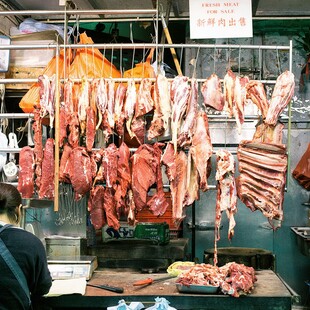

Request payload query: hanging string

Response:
[258,46,262,80]
[238,46,241,75]
[131,45,136,73]
[276,47,282,75]
[119,44,123,77]
[213,46,217,73]
[101,45,106,78]
[110,45,114,78]
[142,45,146,78]
[179,46,184,72]
[192,45,200,79]
[92,46,96,78]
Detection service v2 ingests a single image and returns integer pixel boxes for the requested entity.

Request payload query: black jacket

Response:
[0,225,52,310]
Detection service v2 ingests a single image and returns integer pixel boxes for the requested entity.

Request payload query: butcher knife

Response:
[133,275,175,286]
[87,283,124,293]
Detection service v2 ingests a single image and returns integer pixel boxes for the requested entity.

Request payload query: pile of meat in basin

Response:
[17,68,294,296]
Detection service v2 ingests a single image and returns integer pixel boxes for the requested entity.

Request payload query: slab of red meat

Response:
[201,73,224,111]
[178,78,198,148]
[135,78,154,118]
[38,138,55,199]
[32,106,43,191]
[170,76,190,152]
[190,110,213,191]
[131,144,157,211]
[103,187,120,230]
[59,104,67,148]
[146,142,169,216]
[114,83,127,137]
[215,150,237,241]
[95,78,108,130]
[114,142,131,212]
[237,140,287,228]
[184,151,199,206]
[246,81,269,118]
[265,70,295,126]
[162,143,187,226]
[148,74,171,140]
[130,116,146,145]
[86,106,96,152]
[69,146,96,200]
[88,185,106,230]
[59,143,72,183]
[126,189,137,226]
[124,79,137,139]
[67,112,80,148]
[17,146,35,199]
[101,143,119,189]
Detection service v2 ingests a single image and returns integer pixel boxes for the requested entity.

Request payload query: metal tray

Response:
[176,283,219,294]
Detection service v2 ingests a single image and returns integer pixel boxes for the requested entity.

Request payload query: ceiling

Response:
[7,0,310,19]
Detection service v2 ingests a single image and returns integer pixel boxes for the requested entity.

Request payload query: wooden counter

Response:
[40,269,294,310]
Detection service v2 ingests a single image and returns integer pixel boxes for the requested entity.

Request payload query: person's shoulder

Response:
[10,227,43,245]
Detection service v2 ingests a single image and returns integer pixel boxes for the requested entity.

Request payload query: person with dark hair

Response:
[0,183,52,310]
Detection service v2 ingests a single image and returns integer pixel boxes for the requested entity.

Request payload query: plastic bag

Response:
[292,143,310,190]
[145,297,177,310]
[107,299,144,310]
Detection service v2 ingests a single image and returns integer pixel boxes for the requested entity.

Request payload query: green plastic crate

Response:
[134,222,170,245]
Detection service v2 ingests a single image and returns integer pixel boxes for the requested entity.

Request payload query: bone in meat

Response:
[78,77,90,136]
[190,110,213,191]
[223,69,236,117]
[148,74,171,140]
[215,150,237,241]
[170,76,190,153]
[124,79,137,139]
[252,121,284,144]
[135,78,154,118]
[38,138,55,199]
[233,76,249,134]
[178,78,198,148]
[265,70,295,126]
[201,73,225,111]
[246,81,269,118]
[114,83,127,137]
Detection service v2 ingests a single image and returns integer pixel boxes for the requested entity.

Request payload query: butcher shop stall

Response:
[0,0,309,309]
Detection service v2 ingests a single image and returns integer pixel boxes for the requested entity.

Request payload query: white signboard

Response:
[189,0,253,39]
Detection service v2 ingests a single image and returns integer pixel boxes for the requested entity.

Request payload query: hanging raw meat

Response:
[223,69,236,117]
[189,110,213,192]
[233,76,249,134]
[184,151,200,206]
[178,78,198,148]
[246,81,269,118]
[161,142,187,226]
[265,70,295,125]
[32,106,43,191]
[252,121,284,144]
[17,146,35,199]
[101,143,119,189]
[215,150,237,241]
[126,189,137,226]
[96,78,108,130]
[77,77,90,136]
[114,142,131,211]
[146,142,169,216]
[124,79,137,140]
[86,79,98,152]
[293,143,310,190]
[148,74,171,140]
[88,185,106,230]
[38,138,55,199]
[114,83,127,137]
[103,187,120,231]
[170,76,190,152]
[237,141,288,228]
[59,144,72,183]
[69,147,97,200]
[201,73,225,111]
[135,78,154,118]
[131,144,158,211]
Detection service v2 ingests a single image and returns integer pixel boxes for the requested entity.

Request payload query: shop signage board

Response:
[189,0,253,39]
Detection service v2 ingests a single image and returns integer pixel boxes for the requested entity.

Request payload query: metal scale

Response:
[47,255,98,280]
